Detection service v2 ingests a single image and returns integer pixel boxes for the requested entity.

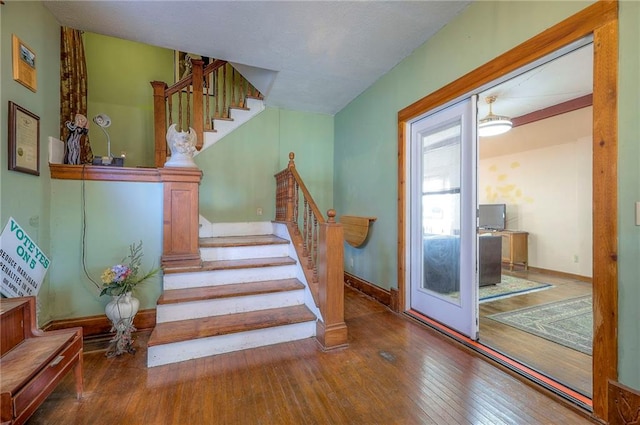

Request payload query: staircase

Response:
[198,96,265,153]
[147,221,319,367]
[151,59,266,167]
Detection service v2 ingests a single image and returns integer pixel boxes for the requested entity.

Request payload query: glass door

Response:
[409,97,478,338]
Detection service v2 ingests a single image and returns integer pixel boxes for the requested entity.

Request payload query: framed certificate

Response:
[8,101,40,176]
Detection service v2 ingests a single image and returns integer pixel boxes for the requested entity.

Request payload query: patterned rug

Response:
[488,295,592,355]
[479,275,552,302]
[447,275,552,302]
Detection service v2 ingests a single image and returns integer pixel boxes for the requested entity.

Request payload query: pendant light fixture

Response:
[478,95,512,137]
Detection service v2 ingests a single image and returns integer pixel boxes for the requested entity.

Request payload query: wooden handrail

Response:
[274,152,348,350]
[289,167,325,226]
[151,59,263,167]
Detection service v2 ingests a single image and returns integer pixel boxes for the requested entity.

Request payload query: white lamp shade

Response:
[93,114,111,128]
[478,115,512,137]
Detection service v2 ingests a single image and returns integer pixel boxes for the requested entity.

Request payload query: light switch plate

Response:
[636,202,640,226]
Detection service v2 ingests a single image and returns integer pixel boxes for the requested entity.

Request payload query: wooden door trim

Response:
[396,1,618,421]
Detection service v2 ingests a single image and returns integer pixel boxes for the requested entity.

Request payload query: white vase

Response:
[105,292,139,331]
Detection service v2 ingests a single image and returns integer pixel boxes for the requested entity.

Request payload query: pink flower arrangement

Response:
[99,241,158,296]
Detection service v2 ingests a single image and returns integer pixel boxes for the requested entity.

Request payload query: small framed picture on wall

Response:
[12,34,37,92]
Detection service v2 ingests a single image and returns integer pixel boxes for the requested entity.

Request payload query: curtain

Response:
[60,27,93,163]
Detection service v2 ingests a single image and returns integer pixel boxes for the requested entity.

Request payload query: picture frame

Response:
[12,34,37,92]
[8,101,40,176]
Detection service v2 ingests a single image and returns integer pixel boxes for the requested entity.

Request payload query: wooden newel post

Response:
[285,152,295,223]
[316,209,348,350]
[151,81,168,167]
[191,59,204,151]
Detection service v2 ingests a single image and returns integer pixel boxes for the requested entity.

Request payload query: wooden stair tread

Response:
[164,256,296,274]
[229,105,250,111]
[157,278,304,305]
[148,304,316,346]
[199,234,289,248]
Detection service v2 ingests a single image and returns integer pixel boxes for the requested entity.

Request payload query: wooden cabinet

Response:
[479,230,528,270]
[497,230,528,270]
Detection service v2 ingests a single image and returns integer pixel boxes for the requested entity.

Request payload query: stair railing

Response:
[151,59,263,167]
[274,152,348,350]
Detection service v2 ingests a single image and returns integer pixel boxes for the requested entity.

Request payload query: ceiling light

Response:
[478,96,512,137]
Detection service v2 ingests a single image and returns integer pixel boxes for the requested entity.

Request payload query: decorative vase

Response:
[104,292,139,357]
[105,292,139,327]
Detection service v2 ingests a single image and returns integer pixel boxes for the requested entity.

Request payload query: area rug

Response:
[488,295,592,355]
[479,275,552,302]
[447,275,552,302]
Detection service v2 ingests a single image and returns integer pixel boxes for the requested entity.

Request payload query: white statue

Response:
[164,124,198,168]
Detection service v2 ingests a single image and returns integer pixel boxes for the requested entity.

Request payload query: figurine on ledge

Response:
[64,113,89,165]
[165,124,198,168]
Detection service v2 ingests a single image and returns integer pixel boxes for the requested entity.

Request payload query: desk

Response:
[480,230,529,271]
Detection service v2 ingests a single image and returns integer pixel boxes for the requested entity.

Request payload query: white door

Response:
[409,97,478,339]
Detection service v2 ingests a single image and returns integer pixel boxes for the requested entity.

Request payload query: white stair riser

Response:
[156,290,305,323]
[197,99,265,152]
[200,244,289,261]
[163,264,297,290]
[199,220,274,238]
[147,321,316,367]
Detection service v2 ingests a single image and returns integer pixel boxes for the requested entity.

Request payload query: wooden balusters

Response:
[151,59,263,166]
[273,152,348,350]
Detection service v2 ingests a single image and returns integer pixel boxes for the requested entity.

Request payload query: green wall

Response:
[1,1,60,323]
[84,33,174,167]
[334,0,639,390]
[617,0,640,390]
[197,107,334,223]
[48,180,163,318]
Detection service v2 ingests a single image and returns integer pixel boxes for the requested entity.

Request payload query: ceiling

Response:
[43,0,472,115]
[477,42,593,120]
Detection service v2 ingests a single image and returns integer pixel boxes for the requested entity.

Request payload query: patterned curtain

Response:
[60,27,93,163]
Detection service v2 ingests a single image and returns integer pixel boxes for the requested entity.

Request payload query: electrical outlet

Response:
[257,207,263,216]
[29,215,39,228]
[573,255,579,263]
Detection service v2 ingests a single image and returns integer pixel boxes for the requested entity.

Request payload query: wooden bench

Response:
[1,297,83,425]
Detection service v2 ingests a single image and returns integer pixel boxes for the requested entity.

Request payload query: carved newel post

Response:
[317,209,348,350]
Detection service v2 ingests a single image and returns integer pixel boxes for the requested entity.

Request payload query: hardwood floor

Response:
[28,286,595,425]
[479,268,593,397]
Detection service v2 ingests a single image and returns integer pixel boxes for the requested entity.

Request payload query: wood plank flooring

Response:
[479,268,592,397]
[28,286,596,425]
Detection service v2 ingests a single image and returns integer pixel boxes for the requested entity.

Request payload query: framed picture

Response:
[12,35,37,92]
[8,101,40,176]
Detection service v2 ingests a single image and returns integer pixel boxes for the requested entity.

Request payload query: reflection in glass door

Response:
[410,97,478,338]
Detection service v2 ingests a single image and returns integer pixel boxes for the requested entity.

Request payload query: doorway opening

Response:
[397,2,617,421]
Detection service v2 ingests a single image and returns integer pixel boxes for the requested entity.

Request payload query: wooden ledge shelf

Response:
[340,215,376,247]
[49,164,202,183]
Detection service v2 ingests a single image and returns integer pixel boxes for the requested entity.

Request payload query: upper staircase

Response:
[151,59,265,167]
[148,222,318,367]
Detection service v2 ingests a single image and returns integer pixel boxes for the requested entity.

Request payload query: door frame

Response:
[396,1,618,422]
